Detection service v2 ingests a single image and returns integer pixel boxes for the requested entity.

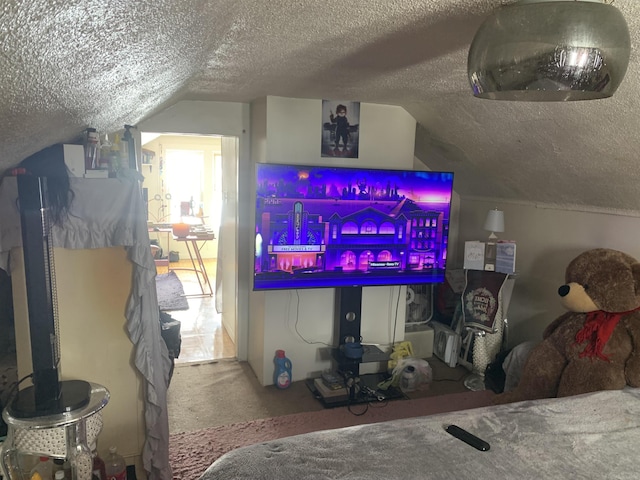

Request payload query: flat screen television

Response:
[253,163,454,291]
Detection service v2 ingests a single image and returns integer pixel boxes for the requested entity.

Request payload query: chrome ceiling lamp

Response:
[468,0,631,101]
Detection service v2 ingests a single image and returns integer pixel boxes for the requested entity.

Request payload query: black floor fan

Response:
[7,174,91,418]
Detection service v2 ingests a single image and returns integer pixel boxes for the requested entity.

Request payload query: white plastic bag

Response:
[391,357,433,392]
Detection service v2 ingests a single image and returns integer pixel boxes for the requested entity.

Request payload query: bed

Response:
[200,387,640,479]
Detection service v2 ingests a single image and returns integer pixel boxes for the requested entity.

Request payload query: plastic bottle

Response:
[52,458,71,480]
[110,134,122,173]
[122,124,137,170]
[52,458,69,480]
[84,128,100,170]
[274,349,292,389]
[119,131,129,171]
[91,442,107,480]
[96,132,112,170]
[62,459,72,479]
[104,447,127,480]
[29,456,53,480]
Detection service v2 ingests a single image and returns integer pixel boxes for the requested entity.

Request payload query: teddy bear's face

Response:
[558,282,598,313]
[558,248,640,313]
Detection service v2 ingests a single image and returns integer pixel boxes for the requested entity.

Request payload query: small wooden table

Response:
[172,233,215,296]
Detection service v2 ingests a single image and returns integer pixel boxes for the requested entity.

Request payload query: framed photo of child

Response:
[321,100,360,158]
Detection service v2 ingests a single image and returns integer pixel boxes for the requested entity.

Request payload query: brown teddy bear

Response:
[495,248,640,404]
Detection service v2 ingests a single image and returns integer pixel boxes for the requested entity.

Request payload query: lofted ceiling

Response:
[1,0,639,213]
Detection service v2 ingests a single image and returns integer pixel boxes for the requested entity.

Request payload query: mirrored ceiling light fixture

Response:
[468,0,631,101]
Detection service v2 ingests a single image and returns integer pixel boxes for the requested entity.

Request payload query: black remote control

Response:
[444,424,490,451]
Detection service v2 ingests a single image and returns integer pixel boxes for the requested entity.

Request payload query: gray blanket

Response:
[201,388,640,479]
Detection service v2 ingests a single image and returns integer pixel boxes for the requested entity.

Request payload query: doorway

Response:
[141,132,238,363]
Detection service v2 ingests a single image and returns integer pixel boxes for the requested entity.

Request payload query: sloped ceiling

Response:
[1,1,639,213]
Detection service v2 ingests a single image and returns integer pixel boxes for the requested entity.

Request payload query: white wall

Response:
[249,96,417,385]
[12,247,146,473]
[140,101,248,137]
[219,136,240,343]
[456,198,640,348]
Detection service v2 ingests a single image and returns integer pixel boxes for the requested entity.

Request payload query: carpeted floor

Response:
[167,360,323,433]
[166,357,472,433]
[156,271,189,311]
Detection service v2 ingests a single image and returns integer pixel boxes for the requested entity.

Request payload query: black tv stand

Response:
[307,373,405,408]
[310,286,405,408]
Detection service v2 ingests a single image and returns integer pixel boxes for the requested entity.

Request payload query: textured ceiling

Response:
[1,0,639,213]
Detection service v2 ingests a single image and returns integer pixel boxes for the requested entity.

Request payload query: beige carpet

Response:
[166,358,472,434]
[167,359,324,433]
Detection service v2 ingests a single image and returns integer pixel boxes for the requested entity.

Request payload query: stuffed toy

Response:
[495,248,640,404]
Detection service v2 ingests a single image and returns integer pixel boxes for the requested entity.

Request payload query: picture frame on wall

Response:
[321,100,360,158]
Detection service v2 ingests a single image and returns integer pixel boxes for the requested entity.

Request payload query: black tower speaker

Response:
[334,286,363,345]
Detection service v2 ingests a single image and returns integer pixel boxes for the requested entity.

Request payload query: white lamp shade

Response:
[484,209,505,234]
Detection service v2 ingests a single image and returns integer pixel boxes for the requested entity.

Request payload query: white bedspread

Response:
[201,388,640,479]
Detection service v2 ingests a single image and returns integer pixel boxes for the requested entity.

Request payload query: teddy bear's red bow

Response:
[575,306,640,361]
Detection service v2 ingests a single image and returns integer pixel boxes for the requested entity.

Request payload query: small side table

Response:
[1,382,109,480]
[172,233,215,296]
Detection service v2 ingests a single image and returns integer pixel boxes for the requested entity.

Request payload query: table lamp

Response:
[484,209,504,241]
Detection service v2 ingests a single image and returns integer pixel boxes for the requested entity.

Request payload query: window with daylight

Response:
[166,149,204,222]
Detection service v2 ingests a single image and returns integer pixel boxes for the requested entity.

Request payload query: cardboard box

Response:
[404,325,434,358]
[496,242,517,274]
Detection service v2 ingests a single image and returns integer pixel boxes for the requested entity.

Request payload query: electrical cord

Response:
[292,290,333,347]
[2,373,34,406]
[343,375,369,416]
[347,402,369,416]
[391,285,401,347]
[367,399,390,409]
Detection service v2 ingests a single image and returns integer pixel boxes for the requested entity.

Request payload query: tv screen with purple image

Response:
[253,163,454,290]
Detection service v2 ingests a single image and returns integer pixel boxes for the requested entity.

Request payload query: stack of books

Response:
[313,377,348,404]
